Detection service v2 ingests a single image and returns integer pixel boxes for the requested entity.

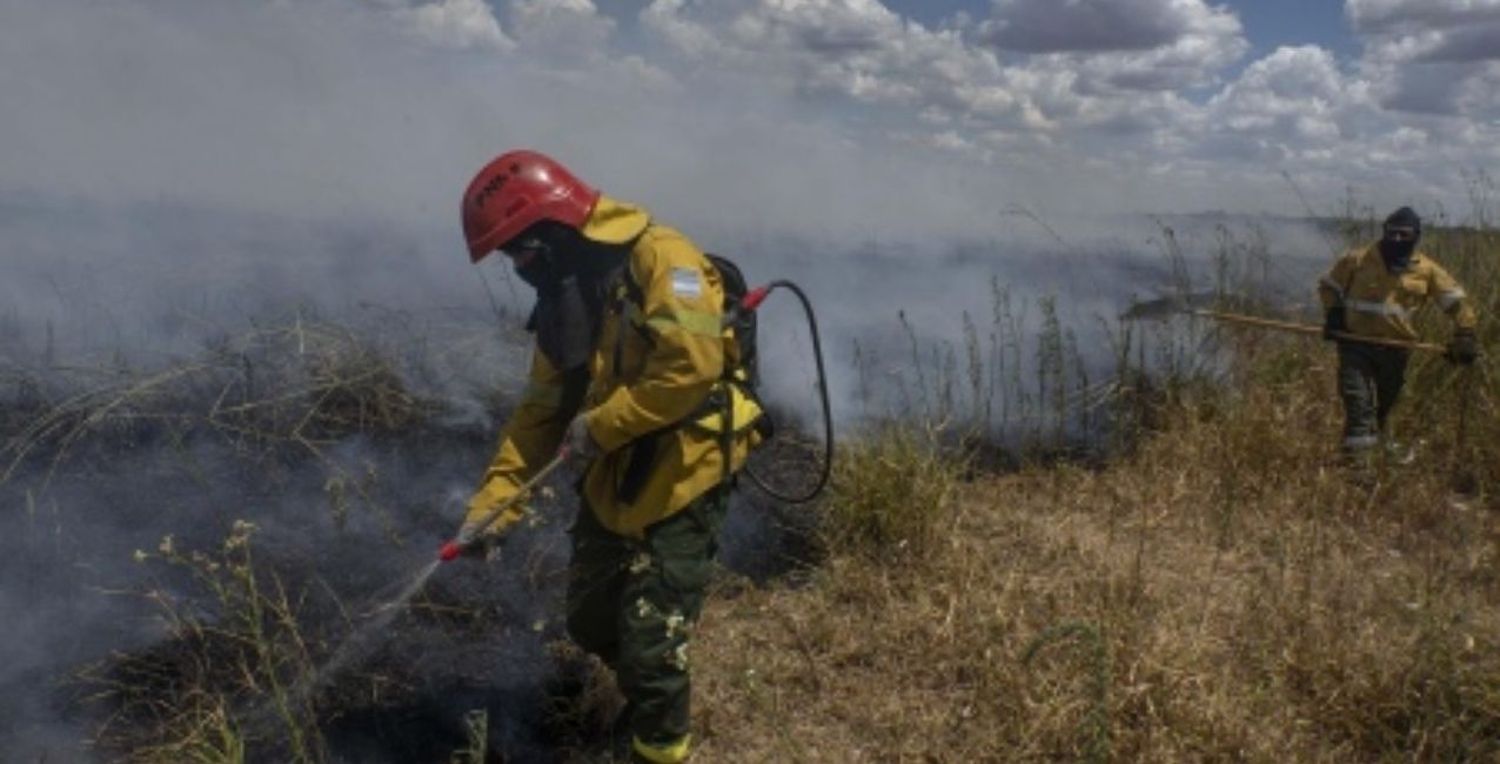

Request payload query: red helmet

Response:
[461,150,600,263]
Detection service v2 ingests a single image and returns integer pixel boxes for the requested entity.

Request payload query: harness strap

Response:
[613,265,654,377]
[611,259,756,494]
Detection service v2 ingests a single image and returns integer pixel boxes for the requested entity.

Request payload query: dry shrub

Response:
[299,341,427,439]
[0,319,442,529]
[0,368,48,442]
[0,319,439,481]
[86,522,325,763]
[694,326,1500,762]
[204,321,437,443]
[78,517,568,763]
[820,423,967,561]
[449,709,490,764]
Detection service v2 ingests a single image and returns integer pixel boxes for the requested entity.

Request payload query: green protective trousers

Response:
[566,484,729,754]
[1337,342,1410,453]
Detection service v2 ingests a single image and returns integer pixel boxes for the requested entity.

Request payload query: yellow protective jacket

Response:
[465,196,763,538]
[1317,243,1477,342]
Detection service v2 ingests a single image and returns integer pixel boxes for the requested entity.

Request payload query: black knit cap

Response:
[1384,206,1421,233]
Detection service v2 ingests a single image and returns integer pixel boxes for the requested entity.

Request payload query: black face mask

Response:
[507,223,631,371]
[507,221,577,290]
[515,250,562,290]
[1379,237,1416,272]
[1378,207,1421,273]
[530,274,596,371]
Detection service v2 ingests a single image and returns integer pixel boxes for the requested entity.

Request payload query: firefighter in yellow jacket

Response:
[455,150,761,763]
[1317,206,1478,462]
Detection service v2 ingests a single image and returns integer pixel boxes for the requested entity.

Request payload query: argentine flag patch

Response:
[670,267,702,299]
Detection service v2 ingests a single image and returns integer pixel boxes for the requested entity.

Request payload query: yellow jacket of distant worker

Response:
[465,196,762,538]
[1317,243,1477,342]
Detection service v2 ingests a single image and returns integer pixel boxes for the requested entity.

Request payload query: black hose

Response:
[746,280,834,504]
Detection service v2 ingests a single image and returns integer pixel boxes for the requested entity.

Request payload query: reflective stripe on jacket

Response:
[1316,243,1477,342]
[465,196,762,538]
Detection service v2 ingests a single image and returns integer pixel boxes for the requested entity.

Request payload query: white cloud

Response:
[978,0,1248,96]
[1347,0,1500,36]
[640,0,1041,127]
[395,0,515,51]
[505,0,616,58]
[1208,46,1359,141]
[641,0,725,59]
[634,0,1250,149]
[1347,0,1500,115]
[615,54,683,93]
[979,0,1238,54]
[640,0,1203,139]
[0,0,1495,230]
[626,0,1499,214]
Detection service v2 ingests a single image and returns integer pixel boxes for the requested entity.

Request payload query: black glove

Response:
[1322,307,1347,341]
[1448,328,1478,366]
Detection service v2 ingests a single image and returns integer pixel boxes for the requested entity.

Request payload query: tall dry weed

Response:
[694,212,1500,761]
[86,522,326,763]
[820,423,967,561]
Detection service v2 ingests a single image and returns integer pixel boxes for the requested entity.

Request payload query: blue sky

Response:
[1227,0,1358,58]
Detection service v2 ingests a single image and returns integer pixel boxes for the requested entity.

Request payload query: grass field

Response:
[687,219,1500,762]
[2,215,1497,762]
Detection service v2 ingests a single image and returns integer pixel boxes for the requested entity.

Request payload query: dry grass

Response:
[84,522,325,763]
[693,333,1500,762]
[0,320,440,479]
[19,213,1496,761]
[820,423,969,561]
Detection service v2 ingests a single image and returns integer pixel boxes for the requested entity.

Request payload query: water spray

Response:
[245,448,574,731]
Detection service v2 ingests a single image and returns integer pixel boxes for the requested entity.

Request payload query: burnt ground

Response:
[0,336,823,763]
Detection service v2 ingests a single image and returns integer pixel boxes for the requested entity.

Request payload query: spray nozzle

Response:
[741,285,771,312]
[436,448,572,564]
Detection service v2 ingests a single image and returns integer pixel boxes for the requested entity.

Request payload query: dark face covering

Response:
[1379,235,1417,272]
[507,221,573,290]
[1378,206,1421,273]
[514,251,560,290]
[530,274,596,372]
[505,222,628,371]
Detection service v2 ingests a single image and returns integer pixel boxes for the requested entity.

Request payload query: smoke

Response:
[0,0,1337,366]
[0,0,1297,236]
[0,1,1343,759]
